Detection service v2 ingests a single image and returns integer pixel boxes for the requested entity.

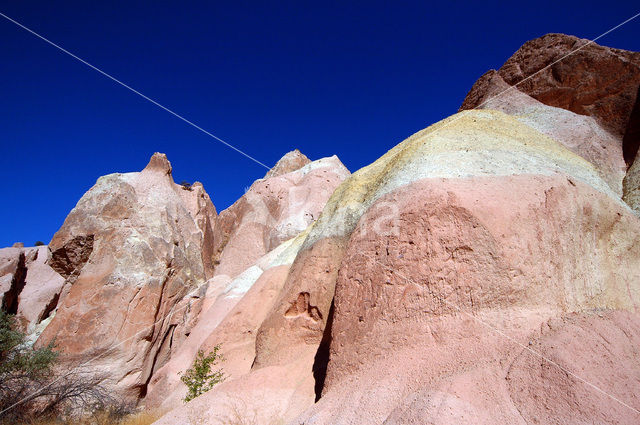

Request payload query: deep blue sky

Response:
[1,1,639,247]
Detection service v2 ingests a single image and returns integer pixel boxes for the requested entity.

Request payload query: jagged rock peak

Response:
[264,149,311,178]
[143,152,173,176]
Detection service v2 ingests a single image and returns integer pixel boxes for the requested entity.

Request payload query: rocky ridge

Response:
[1,33,640,425]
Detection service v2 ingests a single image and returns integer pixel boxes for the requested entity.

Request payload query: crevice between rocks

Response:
[38,292,60,323]
[623,85,640,167]
[1,252,27,314]
[312,298,335,402]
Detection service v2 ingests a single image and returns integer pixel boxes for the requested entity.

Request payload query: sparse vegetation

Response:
[34,241,45,246]
[180,181,193,191]
[22,408,161,425]
[180,345,225,402]
[0,311,125,424]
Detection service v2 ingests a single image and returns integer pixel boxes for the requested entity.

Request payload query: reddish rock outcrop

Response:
[460,34,640,208]
[460,34,640,139]
[36,153,216,401]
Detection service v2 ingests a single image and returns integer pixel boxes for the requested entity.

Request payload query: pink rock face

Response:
[0,247,25,312]
[460,71,626,194]
[264,149,311,178]
[36,153,215,401]
[155,106,640,424]
[137,153,348,410]
[17,246,65,332]
[211,154,349,280]
[294,175,640,424]
[0,246,64,334]
[145,264,292,409]
[176,181,218,279]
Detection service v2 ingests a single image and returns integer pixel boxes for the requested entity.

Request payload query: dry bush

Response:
[214,401,284,425]
[22,408,161,425]
[0,311,128,424]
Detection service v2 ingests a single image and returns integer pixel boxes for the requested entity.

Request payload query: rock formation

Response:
[155,35,640,425]
[144,153,350,409]
[2,32,640,425]
[0,245,64,336]
[459,33,640,210]
[36,153,215,400]
[211,153,349,280]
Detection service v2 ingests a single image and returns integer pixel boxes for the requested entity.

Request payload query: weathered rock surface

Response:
[264,149,311,178]
[5,32,640,425]
[36,153,215,400]
[460,33,640,206]
[460,70,627,194]
[290,110,640,424]
[145,233,306,410]
[211,153,349,280]
[0,246,65,335]
[461,33,640,138]
[145,153,349,410]
[156,109,640,425]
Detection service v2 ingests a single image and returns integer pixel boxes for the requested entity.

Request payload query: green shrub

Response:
[0,310,57,377]
[0,311,116,423]
[180,346,225,402]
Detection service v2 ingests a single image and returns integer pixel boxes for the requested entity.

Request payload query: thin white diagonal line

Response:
[0,11,272,171]
[0,6,638,421]
[476,11,640,110]
[360,253,640,416]
[412,11,640,150]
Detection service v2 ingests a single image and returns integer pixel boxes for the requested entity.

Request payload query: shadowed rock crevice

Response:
[139,324,177,400]
[312,299,334,402]
[1,252,27,314]
[48,234,94,283]
[623,85,640,167]
[38,292,60,323]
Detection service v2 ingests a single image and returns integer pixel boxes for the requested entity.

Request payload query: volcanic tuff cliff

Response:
[1,33,640,425]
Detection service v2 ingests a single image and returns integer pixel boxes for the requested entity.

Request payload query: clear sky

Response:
[1,1,639,247]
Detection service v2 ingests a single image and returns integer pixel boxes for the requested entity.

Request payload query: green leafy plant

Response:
[180,345,225,402]
[0,311,117,423]
[0,310,57,377]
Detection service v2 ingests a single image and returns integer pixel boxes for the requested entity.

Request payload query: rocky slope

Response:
[144,152,350,409]
[1,32,639,425]
[156,34,640,425]
[460,33,640,208]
